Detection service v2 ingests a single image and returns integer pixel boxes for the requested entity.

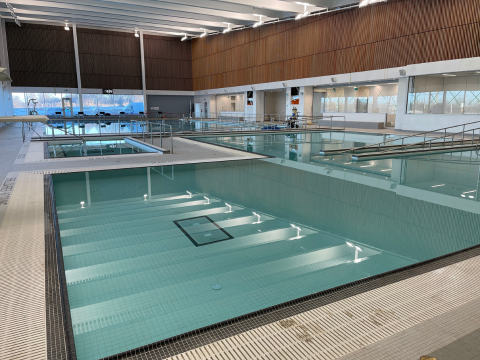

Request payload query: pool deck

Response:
[1,122,480,360]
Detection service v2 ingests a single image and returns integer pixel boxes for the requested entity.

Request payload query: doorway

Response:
[62,98,73,118]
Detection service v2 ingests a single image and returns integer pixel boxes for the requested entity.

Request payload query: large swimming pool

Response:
[52,132,480,360]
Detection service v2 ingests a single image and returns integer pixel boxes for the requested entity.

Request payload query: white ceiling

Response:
[1,0,360,38]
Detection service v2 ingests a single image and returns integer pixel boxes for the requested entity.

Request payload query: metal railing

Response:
[320,120,480,156]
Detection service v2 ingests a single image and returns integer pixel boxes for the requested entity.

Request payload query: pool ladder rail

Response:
[318,121,480,161]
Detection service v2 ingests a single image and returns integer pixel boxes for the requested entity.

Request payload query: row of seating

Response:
[53,111,147,119]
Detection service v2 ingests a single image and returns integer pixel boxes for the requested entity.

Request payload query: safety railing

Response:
[41,113,348,140]
[320,120,480,156]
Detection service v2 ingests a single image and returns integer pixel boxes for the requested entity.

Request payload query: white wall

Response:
[216,93,244,115]
[323,112,387,124]
[265,90,286,116]
[193,94,216,117]
[398,114,480,132]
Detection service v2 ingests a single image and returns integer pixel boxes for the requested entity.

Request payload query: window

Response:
[83,94,99,115]
[44,93,62,116]
[465,76,480,114]
[114,95,144,114]
[97,94,114,114]
[12,92,26,115]
[26,93,45,115]
[406,73,480,115]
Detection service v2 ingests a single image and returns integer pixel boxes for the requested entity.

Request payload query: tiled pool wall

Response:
[193,160,480,262]
[52,165,195,205]
[52,159,480,268]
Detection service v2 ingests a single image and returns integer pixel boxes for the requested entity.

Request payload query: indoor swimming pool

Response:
[47,138,159,158]
[194,132,480,201]
[52,154,480,360]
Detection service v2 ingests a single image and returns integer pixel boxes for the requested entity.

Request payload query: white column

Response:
[72,24,83,112]
[139,30,147,113]
[395,77,409,130]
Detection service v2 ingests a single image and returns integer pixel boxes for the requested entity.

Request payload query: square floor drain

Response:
[174,216,234,246]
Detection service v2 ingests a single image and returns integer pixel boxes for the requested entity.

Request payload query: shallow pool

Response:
[48,139,157,158]
[52,154,480,359]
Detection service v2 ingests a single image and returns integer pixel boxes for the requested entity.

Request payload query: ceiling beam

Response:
[284,0,358,9]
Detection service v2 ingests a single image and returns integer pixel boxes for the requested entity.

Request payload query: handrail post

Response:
[99,119,101,136]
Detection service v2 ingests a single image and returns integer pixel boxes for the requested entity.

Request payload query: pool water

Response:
[194,132,480,201]
[52,155,480,360]
[48,139,156,158]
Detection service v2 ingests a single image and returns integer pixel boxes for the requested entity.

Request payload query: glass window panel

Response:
[336,88,345,112]
[25,93,45,115]
[357,87,370,113]
[44,93,63,116]
[64,93,80,115]
[373,84,398,114]
[345,87,356,113]
[465,75,480,114]
[12,92,27,116]
[428,92,443,114]
[83,94,98,115]
[407,92,415,114]
[325,89,338,112]
[115,95,144,114]
[97,94,114,115]
[445,91,465,114]
[465,91,480,114]
[414,92,428,114]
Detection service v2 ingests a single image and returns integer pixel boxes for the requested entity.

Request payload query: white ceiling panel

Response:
[2,0,360,38]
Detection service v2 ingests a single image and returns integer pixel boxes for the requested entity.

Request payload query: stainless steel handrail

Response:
[371,125,480,155]
[324,120,480,155]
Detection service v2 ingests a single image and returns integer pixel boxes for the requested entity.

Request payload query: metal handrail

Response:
[326,120,480,155]
[371,125,480,155]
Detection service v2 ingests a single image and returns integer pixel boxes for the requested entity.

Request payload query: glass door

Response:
[62,98,73,118]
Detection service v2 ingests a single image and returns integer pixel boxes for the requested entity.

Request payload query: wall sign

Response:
[103,89,113,94]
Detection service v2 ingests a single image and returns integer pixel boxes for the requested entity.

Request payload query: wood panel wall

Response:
[144,35,192,91]
[6,22,77,88]
[191,0,480,91]
[77,28,142,90]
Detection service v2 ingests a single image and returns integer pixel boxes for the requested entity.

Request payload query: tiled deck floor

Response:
[1,122,480,359]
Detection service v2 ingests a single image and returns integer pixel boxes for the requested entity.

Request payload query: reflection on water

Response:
[195,132,480,202]
[52,158,480,359]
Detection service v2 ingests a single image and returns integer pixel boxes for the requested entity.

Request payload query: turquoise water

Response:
[48,139,154,158]
[53,155,480,360]
[194,132,480,201]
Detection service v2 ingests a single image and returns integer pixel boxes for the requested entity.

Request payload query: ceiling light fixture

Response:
[295,3,310,20]
[64,21,70,31]
[223,23,232,34]
[359,0,387,7]
[253,14,264,28]
[181,33,188,41]
[134,29,139,37]
[7,1,20,26]
[442,73,456,77]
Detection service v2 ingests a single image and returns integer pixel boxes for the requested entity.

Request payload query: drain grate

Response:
[174,216,234,246]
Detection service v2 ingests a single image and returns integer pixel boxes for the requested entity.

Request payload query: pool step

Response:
[56,191,200,213]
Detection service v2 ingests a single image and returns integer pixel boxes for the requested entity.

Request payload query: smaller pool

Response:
[47,138,159,158]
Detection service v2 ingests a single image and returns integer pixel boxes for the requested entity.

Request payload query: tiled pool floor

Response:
[56,189,414,360]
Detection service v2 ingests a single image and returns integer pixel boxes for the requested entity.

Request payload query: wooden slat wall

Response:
[77,28,142,90]
[144,35,192,91]
[192,0,480,91]
[6,22,77,88]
